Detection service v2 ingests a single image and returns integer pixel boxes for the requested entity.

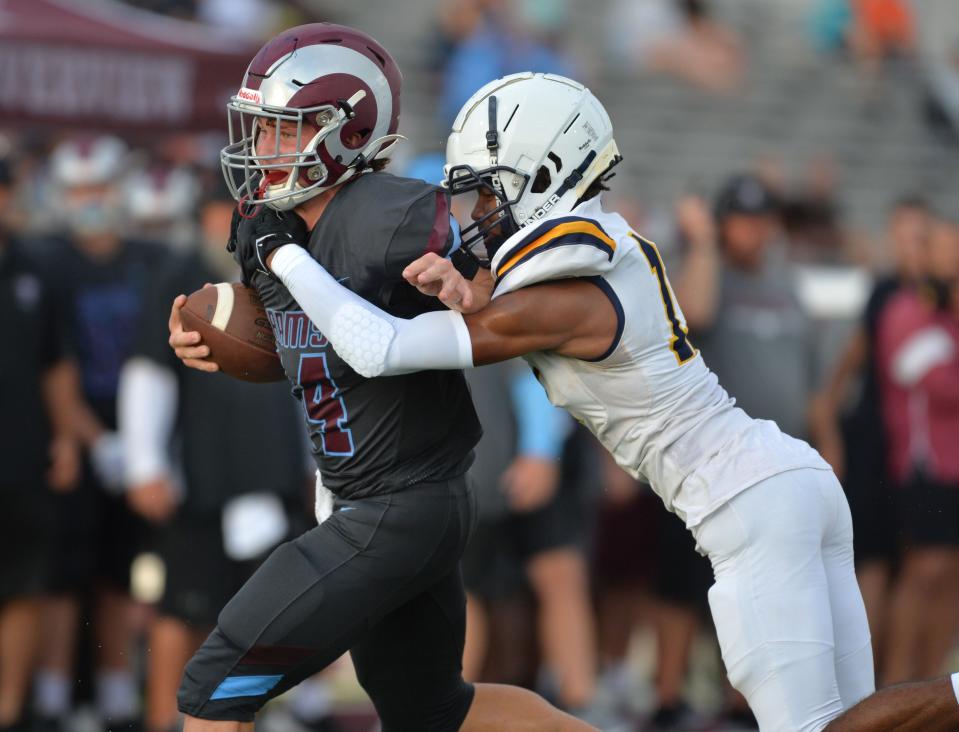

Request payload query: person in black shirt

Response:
[169,23,594,732]
[809,196,932,675]
[119,190,308,732]
[35,137,166,729]
[0,158,80,732]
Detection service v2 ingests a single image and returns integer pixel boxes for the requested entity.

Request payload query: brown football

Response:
[179,283,285,383]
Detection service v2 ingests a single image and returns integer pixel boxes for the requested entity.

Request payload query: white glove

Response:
[90,431,126,494]
[315,470,334,525]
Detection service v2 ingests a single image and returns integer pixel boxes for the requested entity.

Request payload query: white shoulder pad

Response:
[490,208,630,298]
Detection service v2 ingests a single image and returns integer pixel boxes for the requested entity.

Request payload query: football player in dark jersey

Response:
[167,23,594,732]
[194,66,959,732]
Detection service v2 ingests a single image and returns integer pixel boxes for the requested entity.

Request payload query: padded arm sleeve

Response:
[118,357,178,486]
[271,245,474,377]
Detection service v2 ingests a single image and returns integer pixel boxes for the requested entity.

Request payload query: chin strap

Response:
[348,133,407,171]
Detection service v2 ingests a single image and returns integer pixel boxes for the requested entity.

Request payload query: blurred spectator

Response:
[196,0,285,39]
[808,0,915,104]
[850,0,915,63]
[124,164,200,249]
[808,0,855,54]
[808,0,914,58]
[120,0,199,20]
[118,0,319,40]
[118,187,311,732]
[606,0,743,94]
[780,155,848,264]
[851,0,915,104]
[462,363,615,727]
[431,0,501,70]
[591,453,654,721]
[878,216,959,685]
[645,502,713,731]
[0,157,81,732]
[33,137,166,731]
[592,451,750,730]
[808,196,931,673]
[675,174,816,440]
[438,0,577,126]
[913,0,959,141]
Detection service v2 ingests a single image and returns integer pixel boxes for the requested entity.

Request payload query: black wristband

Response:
[450,247,482,280]
[254,233,298,278]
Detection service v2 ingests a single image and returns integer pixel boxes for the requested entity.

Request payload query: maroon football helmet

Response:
[221,23,403,210]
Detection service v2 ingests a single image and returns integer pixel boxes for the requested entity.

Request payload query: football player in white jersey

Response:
[172,73,959,732]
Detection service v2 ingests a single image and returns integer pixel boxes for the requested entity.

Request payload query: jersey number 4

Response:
[297,353,355,457]
[631,233,697,365]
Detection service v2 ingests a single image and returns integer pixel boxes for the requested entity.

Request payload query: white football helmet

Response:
[445,72,621,258]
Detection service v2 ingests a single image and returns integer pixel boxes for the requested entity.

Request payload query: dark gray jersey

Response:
[253,172,481,498]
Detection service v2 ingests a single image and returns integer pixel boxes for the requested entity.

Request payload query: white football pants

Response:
[692,468,875,732]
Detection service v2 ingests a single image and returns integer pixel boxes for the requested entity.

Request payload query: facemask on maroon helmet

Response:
[221,23,403,211]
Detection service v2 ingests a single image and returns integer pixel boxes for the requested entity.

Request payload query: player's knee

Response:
[367,677,473,732]
[513,689,583,732]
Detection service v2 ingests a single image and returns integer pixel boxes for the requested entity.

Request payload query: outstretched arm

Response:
[267,245,616,376]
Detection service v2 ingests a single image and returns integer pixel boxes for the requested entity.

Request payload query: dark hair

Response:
[575,158,622,205]
[577,176,610,203]
[369,157,390,172]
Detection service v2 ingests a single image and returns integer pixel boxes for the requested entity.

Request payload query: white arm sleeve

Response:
[118,357,178,486]
[270,244,474,377]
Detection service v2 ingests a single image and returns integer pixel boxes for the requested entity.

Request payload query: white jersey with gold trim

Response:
[490,197,830,528]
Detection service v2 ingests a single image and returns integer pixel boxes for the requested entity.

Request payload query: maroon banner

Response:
[0,0,256,132]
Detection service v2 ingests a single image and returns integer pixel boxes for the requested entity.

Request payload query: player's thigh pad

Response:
[693,469,852,732]
[178,480,472,722]
[351,566,474,732]
[177,520,367,721]
[819,472,875,708]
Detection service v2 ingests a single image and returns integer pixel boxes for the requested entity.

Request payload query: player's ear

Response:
[346,131,364,147]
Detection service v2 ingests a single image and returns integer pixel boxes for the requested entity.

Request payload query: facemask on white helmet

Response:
[444,73,622,265]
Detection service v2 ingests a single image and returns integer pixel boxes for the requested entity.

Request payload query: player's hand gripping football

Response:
[402,253,493,314]
[169,288,219,373]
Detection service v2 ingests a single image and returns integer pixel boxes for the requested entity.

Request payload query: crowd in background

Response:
[1,1,958,732]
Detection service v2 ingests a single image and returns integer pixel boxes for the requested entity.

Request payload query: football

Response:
[179,283,285,383]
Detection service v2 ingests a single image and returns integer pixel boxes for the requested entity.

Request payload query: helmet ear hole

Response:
[547,152,563,172]
[531,165,552,194]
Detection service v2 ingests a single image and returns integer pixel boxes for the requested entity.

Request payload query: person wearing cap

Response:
[675,172,817,442]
